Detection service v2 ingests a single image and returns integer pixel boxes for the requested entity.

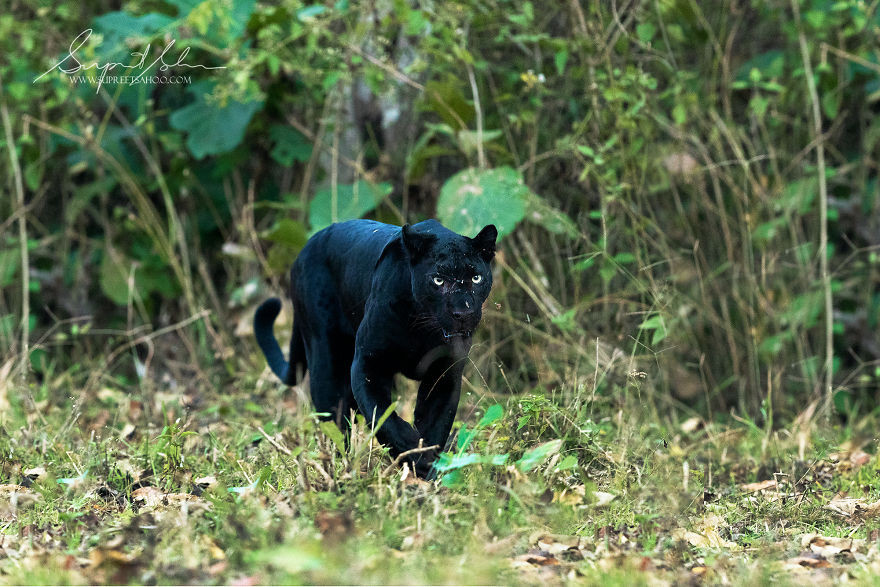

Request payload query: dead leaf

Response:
[673,515,736,549]
[740,479,777,492]
[202,536,225,561]
[593,491,616,507]
[535,534,581,555]
[23,467,47,482]
[801,534,867,557]
[0,484,42,506]
[194,475,218,488]
[132,486,165,507]
[315,510,353,542]
[90,548,135,566]
[553,484,585,505]
[483,534,520,556]
[680,416,703,434]
[849,450,872,468]
[786,551,832,569]
[166,493,212,512]
[514,549,559,566]
[824,495,880,519]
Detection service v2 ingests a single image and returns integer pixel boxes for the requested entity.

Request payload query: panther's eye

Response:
[432,276,444,286]
[472,274,483,284]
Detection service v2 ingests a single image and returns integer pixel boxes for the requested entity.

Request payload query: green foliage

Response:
[170,82,264,159]
[309,180,392,234]
[437,167,530,239]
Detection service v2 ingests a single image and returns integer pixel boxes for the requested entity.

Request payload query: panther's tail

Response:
[253,298,306,385]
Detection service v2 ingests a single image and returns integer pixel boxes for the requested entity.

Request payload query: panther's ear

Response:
[401,224,435,261]
[472,224,497,262]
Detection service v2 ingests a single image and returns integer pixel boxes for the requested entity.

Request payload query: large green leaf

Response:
[524,192,579,238]
[99,247,134,306]
[169,82,263,159]
[269,125,312,166]
[436,166,530,239]
[308,180,392,233]
[165,0,256,44]
[91,11,174,63]
[516,438,562,472]
[0,246,19,288]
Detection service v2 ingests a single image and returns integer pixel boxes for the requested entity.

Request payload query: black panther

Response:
[254,219,497,477]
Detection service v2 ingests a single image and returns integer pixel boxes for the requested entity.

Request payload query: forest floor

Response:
[1,360,879,586]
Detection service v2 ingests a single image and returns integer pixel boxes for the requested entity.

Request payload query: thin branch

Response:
[381,444,440,477]
[792,0,833,418]
[0,76,29,385]
[466,62,485,169]
[257,425,292,456]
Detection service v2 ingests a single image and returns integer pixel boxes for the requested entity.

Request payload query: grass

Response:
[1,341,879,585]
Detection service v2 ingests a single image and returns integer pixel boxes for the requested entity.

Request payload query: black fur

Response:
[254,219,497,477]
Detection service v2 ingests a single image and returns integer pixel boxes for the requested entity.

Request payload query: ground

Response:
[1,358,879,585]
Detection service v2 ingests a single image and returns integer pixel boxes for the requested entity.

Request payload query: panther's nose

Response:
[451,298,475,321]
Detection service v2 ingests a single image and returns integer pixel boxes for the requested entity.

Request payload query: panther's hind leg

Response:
[305,332,356,431]
[292,269,357,432]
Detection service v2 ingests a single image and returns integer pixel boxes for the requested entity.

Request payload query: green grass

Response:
[1,353,878,585]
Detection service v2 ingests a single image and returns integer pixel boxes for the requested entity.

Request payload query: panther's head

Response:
[401,220,497,347]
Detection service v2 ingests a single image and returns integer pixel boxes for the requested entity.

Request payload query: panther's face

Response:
[402,222,497,346]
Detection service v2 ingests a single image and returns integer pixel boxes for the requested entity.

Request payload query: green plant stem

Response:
[792,0,833,418]
[0,77,29,385]
[466,61,485,169]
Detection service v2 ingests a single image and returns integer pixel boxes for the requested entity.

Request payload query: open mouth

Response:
[442,329,472,339]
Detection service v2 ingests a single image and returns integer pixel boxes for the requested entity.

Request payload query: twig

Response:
[84,309,211,391]
[257,425,292,456]
[381,444,440,477]
[821,42,880,76]
[466,61,485,169]
[345,44,425,91]
[0,76,29,384]
[792,0,833,419]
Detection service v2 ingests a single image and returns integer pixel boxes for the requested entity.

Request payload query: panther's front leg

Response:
[350,351,423,458]
[412,360,464,477]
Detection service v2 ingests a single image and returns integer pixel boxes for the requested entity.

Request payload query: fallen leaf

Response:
[673,515,736,549]
[514,549,559,566]
[535,534,580,555]
[849,450,872,468]
[314,510,353,542]
[680,416,703,434]
[0,485,42,506]
[801,533,866,557]
[166,493,212,512]
[593,491,616,507]
[673,529,730,549]
[740,479,777,492]
[23,467,47,482]
[824,495,880,519]
[132,486,165,507]
[553,484,585,505]
[785,551,832,569]
[203,536,226,561]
